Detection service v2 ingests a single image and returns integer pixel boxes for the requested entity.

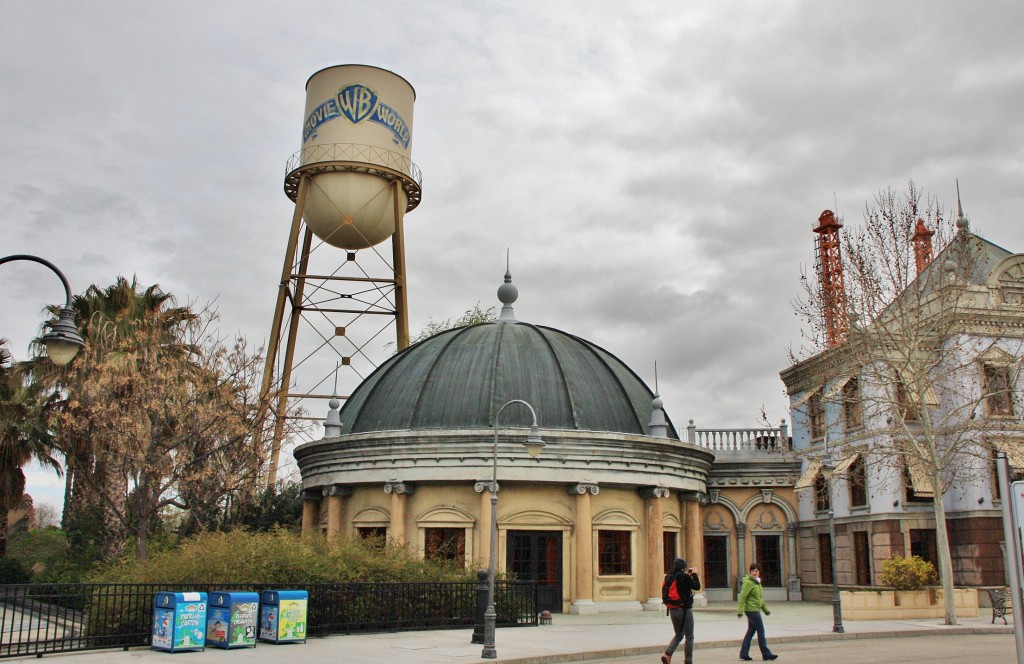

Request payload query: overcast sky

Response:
[3,1,1023,511]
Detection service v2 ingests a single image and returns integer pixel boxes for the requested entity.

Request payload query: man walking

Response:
[661,557,701,664]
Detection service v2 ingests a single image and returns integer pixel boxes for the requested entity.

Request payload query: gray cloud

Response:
[3,1,1023,505]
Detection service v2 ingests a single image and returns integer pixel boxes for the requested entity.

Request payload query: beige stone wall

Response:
[300,481,810,610]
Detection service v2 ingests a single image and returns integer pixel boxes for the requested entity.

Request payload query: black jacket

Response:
[664,569,701,609]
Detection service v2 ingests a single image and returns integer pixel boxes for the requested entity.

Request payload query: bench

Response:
[988,588,1012,625]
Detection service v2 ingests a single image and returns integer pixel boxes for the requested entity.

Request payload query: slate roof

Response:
[337,320,678,438]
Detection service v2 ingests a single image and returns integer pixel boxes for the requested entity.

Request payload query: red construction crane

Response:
[813,210,848,348]
[912,218,935,276]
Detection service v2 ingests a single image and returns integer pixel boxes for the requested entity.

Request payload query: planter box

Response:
[840,588,978,620]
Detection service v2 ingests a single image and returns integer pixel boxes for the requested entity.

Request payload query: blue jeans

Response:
[740,610,773,659]
[665,607,694,663]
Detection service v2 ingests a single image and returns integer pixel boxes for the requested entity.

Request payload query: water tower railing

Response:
[286,143,422,185]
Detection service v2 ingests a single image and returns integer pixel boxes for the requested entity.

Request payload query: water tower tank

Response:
[284,65,421,250]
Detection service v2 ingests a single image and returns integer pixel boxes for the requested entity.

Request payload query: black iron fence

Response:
[0,580,537,659]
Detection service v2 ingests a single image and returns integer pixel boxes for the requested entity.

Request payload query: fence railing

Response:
[0,580,537,659]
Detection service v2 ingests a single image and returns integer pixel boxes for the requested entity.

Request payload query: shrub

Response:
[87,528,477,585]
[880,555,938,590]
[8,527,68,579]
[0,557,30,584]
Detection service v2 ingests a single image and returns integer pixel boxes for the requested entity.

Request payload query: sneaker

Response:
[740,658,753,662]
[764,656,778,661]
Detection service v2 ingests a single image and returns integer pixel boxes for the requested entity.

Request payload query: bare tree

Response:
[789,181,1024,625]
[32,502,60,529]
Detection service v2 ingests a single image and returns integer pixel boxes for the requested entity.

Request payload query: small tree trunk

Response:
[931,467,957,625]
[135,514,149,561]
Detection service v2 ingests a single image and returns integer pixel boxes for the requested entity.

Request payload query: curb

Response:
[500,625,1014,664]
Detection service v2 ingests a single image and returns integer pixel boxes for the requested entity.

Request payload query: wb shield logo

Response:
[337,84,378,124]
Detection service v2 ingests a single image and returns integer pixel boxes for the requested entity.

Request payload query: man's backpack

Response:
[662,573,687,609]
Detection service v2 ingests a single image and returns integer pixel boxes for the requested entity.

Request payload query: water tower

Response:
[261,65,422,486]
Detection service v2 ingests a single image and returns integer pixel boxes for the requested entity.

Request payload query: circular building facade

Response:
[295,277,715,613]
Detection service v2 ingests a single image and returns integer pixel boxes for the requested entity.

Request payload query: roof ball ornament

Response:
[649,393,669,438]
[497,259,519,322]
[324,397,343,438]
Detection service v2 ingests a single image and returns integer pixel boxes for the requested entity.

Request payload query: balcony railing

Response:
[687,419,790,454]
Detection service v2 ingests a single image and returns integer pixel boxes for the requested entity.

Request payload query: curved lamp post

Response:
[482,399,545,660]
[1,254,85,366]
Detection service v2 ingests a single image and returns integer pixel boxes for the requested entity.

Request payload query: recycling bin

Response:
[206,591,259,649]
[259,589,308,644]
[151,591,207,652]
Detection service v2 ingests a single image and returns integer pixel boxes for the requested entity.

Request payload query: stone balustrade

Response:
[687,419,791,454]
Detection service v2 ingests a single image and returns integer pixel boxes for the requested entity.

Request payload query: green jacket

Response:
[737,574,769,615]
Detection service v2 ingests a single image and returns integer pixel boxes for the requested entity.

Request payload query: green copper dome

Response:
[337,320,678,438]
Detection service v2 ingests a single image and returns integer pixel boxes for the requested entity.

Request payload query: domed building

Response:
[296,272,800,613]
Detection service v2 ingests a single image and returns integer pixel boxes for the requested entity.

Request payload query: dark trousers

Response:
[666,606,694,663]
[740,610,773,659]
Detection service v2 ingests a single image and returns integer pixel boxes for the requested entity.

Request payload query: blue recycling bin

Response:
[151,591,207,652]
[259,589,308,644]
[206,591,259,649]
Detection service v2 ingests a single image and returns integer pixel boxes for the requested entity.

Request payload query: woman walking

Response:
[737,563,777,661]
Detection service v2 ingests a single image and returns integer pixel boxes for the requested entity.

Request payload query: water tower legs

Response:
[259,175,410,488]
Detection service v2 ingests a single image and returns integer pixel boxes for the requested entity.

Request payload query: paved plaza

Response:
[6,601,1014,663]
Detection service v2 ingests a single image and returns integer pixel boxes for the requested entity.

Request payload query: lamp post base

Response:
[482,605,497,659]
[832,596,845,633]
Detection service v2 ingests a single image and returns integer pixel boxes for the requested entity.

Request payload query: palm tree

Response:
[26,277,195,560]
[0,340,61,557]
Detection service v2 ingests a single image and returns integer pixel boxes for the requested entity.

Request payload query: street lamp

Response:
[821,431,844,634]
[482,399,545,660]
[1,254,85,366]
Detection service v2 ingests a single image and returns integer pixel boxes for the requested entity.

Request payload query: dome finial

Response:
[955,178,970,233]
[324,362,342,437]
[497,249,518,322]
[649,392,669,438]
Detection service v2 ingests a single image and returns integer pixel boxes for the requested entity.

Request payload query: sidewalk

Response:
[11,602,1013,663]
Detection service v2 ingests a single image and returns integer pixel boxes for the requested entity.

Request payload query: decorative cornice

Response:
[706,475,799,488]
[295,428,714,493]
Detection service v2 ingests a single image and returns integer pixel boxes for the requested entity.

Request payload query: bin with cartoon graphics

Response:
[259,589,308,644]
[206,591,259,649]
[151,591,207,652]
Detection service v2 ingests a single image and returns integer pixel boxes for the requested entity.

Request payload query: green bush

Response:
[0,557,30,583]
[7,527,69,579]
[87,528,477,585]
[880,555,938,590]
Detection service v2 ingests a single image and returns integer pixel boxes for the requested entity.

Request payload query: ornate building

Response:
[296,273,801,612]
[782,211,1024,600]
